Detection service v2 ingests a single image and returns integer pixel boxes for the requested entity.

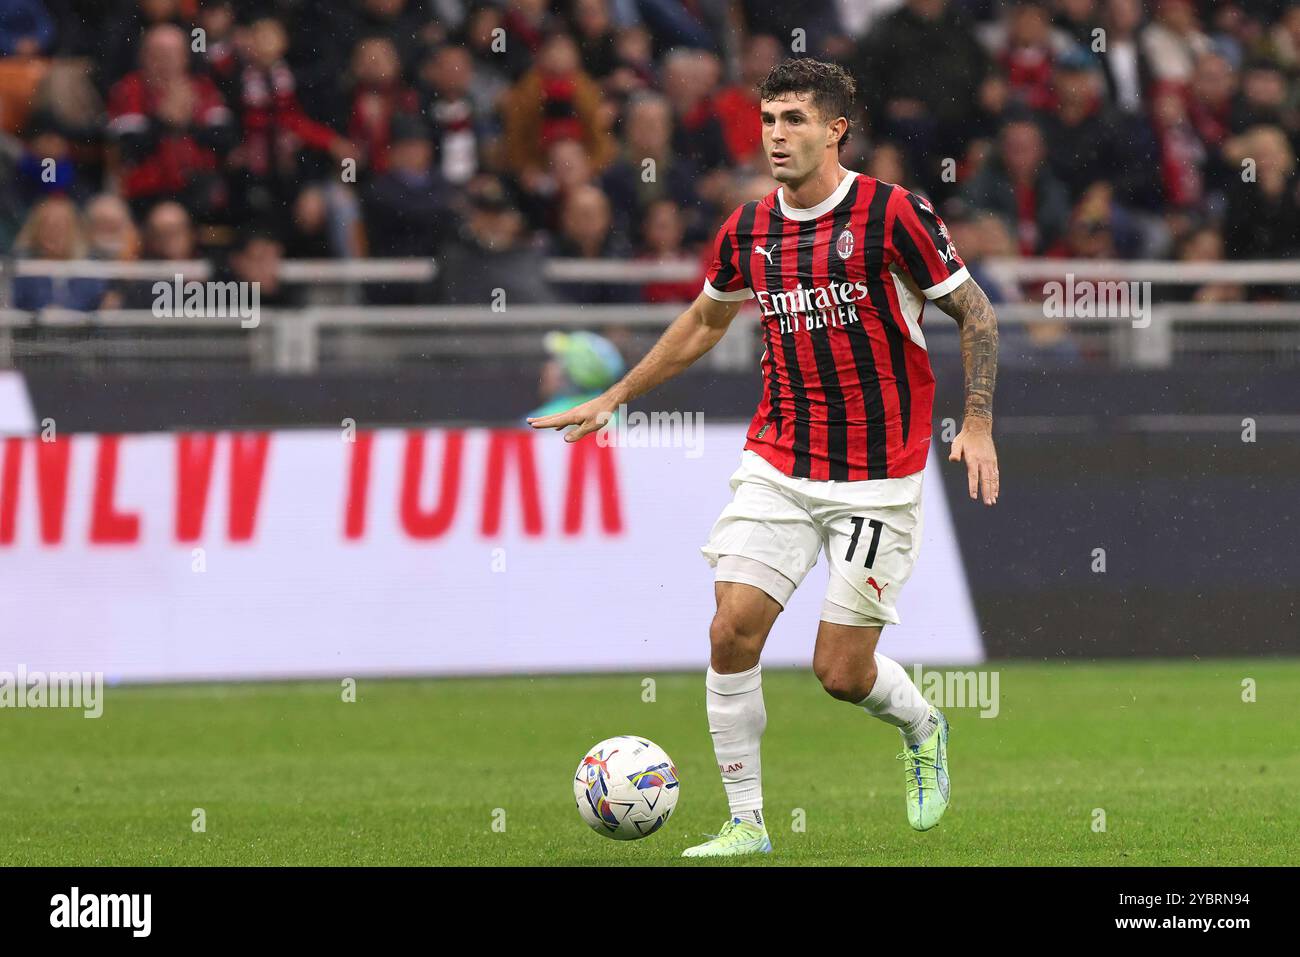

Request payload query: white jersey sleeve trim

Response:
[921,266,971,300]
[703,278,754,301]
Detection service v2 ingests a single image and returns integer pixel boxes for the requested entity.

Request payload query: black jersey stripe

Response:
[890,211,936,291]
[800,215,849,480]
[758,320,783,439]
[735,201,759,291]
[874,198,915,446]
[738,201,783,439]
[767,211,811,478]
[859,182,912,451]
[713,228,739,291]
[822,187,868,480]
[843,179,889,476]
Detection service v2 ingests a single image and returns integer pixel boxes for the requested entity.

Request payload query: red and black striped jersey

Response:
[703,170,969,481]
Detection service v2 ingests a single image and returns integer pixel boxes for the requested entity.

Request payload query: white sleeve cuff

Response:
[703,279,754,302]
[921,266,971,300]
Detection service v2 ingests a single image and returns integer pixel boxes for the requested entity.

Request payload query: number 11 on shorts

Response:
[844,516,883,568]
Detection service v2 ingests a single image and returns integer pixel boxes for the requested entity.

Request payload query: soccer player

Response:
[529,59,999,857]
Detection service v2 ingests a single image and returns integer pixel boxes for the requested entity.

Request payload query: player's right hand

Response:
[527,394,621,443]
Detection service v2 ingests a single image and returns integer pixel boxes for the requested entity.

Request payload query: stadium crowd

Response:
[2,0,1299,311]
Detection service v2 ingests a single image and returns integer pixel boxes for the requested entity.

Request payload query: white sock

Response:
[858,653,937,747]
[706,663,766,823]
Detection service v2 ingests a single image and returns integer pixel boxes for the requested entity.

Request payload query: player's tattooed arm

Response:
[933,278,998,425]
[932,278,1000,505]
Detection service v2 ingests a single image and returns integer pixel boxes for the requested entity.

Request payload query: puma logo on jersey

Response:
[753,243,775,265]
[865,577,888,601]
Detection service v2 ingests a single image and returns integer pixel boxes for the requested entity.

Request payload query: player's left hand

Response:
[527,392,620,443]
[949,419,999,506]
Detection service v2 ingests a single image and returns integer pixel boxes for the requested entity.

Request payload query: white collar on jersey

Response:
[776,167,859,221]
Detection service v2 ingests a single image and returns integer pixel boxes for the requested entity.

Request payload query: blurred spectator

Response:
[1232,58,1292,131]
[140,200,195,260]
[345,35,421,176]
[195,0,239,100]
[351,0,433,71]
[115,199,196,308]
[363,113,454,256]
[457,3,514,116]
[1003,260,1085,366]
[549,183,637,303]
[601,91,701,242]
[100,0,188,90]
[14,109,91,211]
[284,186,335,259]
[84,193,140,261]
[856,0,992,193]
[1187,52,1236,152]
[638,199,699,303]
[501,0,558,78]
[833,0,907,41]
[501,30,614,188]
[229,17,353,224]
[739,2,847,58]
[1039,50,1161,209]
[945,206,1019,304]
[946,201,1081,364]
[106,23,235,222]
[0,0,54,56]
[636,0,720,52]
[1052,0,1099,50]
[961,118,1071,255]
[713,34,780,167]
[866,141,925,193]
[662,48,729,174]
[569,0,620,80]
[26,54,103,139]
[437,175,556,304]
[217,230,293,307]
[1266,6,1300,71]
[1141,0,1211,83]
[419,44,483,186]
[1051,182,1119,258]
[362,113,453,302]
[1151,80,1207,212]
[11,195,109,311]
[992,1,1068,113]
[1222,125,1300,261]
[1203,2,1252,69]
[297,0,433,109]
[607,24,656,95]
[1159,225,1244,302]
[1098,0,1154,114]
[518,137,595,233]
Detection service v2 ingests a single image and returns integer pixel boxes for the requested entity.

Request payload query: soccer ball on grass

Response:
[573,735,679,840]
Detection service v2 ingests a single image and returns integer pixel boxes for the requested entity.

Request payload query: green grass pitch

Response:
[2,660,1297,866]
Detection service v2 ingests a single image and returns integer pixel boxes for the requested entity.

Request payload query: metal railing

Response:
[1,257,1297,372]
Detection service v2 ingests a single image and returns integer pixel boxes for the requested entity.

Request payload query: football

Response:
[573,736,680,840]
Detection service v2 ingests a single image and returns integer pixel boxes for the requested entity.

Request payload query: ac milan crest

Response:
[836,228,854,259]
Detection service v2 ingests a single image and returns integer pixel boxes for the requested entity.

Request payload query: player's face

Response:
[760,94,839,184]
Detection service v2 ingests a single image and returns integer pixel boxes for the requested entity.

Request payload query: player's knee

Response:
[815,658,876,703]
[708,612,764,664]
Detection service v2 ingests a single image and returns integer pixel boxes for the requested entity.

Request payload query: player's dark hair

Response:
[756,58,857,148]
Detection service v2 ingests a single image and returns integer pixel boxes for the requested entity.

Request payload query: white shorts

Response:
[700,450,925,626]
